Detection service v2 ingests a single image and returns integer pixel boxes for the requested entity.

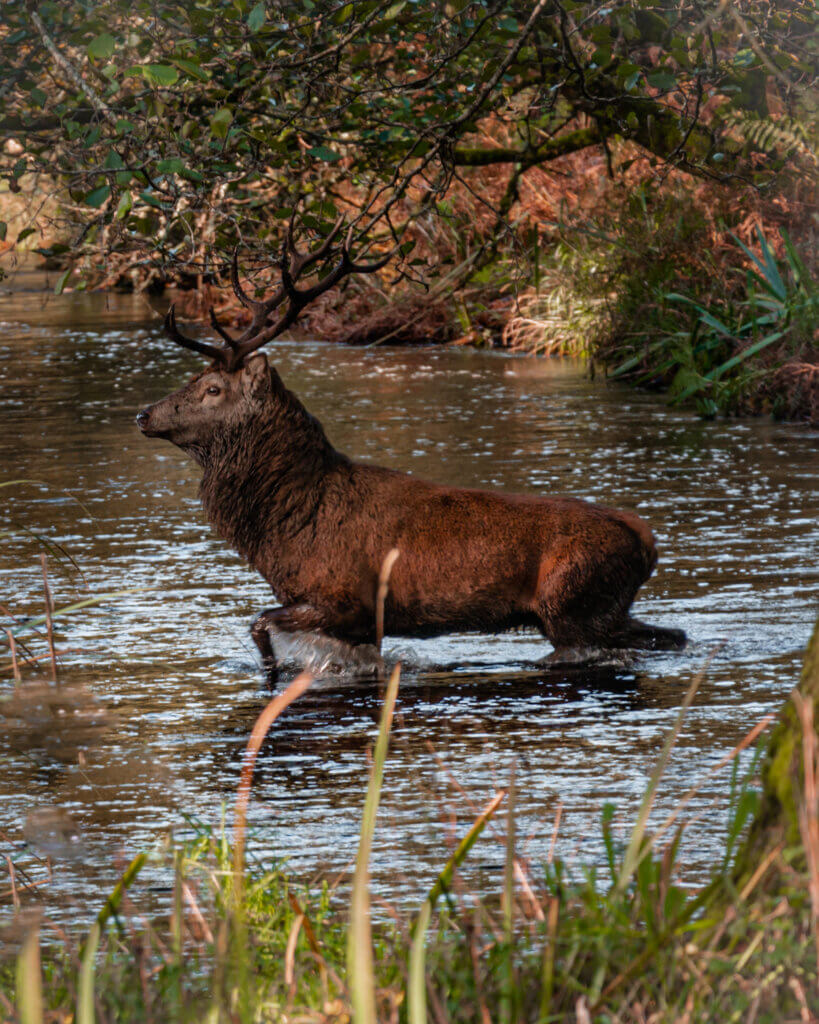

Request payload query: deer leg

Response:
[250,604,375,686]
[251,604,325,685]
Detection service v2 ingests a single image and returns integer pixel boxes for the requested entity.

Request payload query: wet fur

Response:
[140,357,686,679]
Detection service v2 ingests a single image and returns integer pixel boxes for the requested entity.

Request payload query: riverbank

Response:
[3,628,819,1024]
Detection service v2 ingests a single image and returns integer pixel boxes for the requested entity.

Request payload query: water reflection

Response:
[0,269,817,925]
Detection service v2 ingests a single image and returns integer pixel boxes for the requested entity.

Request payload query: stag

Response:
[137,220,685,684]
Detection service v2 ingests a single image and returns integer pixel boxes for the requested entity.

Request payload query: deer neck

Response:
[198,387,341,566]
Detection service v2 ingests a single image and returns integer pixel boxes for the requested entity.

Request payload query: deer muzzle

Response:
[136,407,168,437]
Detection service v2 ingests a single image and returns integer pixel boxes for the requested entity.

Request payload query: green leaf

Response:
[210,107,233,139]
[156,157,185,175]
[127,64,179,87]
[16,227,36,243]
[610,337,670,377]
[780,228,811,291]
[383,1,407,20]
[0,222,6,242]
[144,63,179,87]
[710,330,785,380]
[247,2,266,32]
[733,230,785,301]
[115,191,132,220]
[88,33,115,60]
[139,190,165,209]
[647,71,676,90]
[84,185,111,208]
[307,145,341,161]
[624,71,641,91]
[172,58,211,82]
[333,3,354,24]
[54,268,72,295]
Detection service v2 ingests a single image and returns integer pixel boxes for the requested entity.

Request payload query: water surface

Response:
[1,270,817,926]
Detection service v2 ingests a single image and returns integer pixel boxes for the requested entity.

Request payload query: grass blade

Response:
[780,228,811,292]
[77,922,101,1024]
[348,663,400,1024]
[408,790,506,1024]
[10,590,146,637]
[408,899,432,1024]
[233,673,313,877]
[501,763,517,1024]
[615,664,707,892]
[16,926,44,1024]
[427,790,506,909]
[96,852,147,930]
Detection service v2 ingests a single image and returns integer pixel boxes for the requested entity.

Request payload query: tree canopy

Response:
[1,0,815,286]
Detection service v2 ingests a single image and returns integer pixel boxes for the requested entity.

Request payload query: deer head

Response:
[136,217,393,456]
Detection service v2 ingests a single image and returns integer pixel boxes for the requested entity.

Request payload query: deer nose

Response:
[135,409,150,431]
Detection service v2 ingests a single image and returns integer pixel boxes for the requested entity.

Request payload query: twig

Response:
[5,629,20,686]
[5,857,19,910]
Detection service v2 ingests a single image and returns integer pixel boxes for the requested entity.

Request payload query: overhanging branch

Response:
[452,126,599,167]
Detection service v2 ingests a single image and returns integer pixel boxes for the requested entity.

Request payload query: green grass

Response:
[2,634,819,1024]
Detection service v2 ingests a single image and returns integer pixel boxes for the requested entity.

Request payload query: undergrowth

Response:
[495,170,817,422]
[2,625,819,1024]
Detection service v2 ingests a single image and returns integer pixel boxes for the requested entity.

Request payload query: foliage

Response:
[497,169,816,420]
[0,0,815,288]
[602,224,817,418]
[653,227,817,416]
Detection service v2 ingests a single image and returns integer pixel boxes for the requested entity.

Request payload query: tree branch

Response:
[452,126,600,167]
[30,12,117,128]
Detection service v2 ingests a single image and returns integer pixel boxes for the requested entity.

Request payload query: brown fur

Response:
[137,353,685,681]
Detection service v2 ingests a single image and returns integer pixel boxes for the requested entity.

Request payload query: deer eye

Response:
[205,385,221,397]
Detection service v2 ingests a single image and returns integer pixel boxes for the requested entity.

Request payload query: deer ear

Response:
[241,352,270,396]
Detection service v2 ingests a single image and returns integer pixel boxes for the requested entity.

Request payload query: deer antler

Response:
[163,305,226,363]
[163,217,395,370]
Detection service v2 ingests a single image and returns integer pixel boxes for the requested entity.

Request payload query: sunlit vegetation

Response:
[0,1,815,418]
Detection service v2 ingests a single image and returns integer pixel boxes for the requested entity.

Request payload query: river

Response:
[1,266,817,927]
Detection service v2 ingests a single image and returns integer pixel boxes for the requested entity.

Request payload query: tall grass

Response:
[608,227,818,418]
[3,628,818,1023]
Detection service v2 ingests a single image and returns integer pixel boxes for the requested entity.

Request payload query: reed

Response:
[3,625,818,1024]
